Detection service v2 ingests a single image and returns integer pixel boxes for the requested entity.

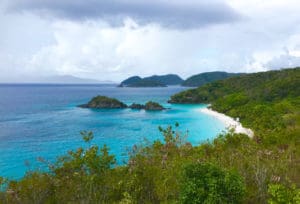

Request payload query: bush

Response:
[268,184,300,204]
[180,162,245,204]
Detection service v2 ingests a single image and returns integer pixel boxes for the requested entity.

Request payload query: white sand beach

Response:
[198,107,254,138]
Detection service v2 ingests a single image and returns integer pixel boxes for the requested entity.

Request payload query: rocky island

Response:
[78,96,128,109]
[129,101,165,110]
[79,96,166,111]
[144,101,165,110]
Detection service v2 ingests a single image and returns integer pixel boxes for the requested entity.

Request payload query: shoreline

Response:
[197,107,254,138]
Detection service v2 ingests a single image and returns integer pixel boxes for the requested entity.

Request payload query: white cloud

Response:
[1,0,300,82]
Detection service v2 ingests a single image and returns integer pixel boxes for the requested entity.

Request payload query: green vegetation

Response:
[144,101,165,110]
[170,67,300,202]
[170,67,300,142]
[119,74,183,87]
[1,123,300,203]
[181,71,242,87]
[130,101,166,110]
[119,76,142,87]
[180,162,245,204]
[79,95,128,108]
[143,74,184,85]
[80,96,166,111]
[268,183,300,203]
[127,79,167,87]
[1,68,299,203]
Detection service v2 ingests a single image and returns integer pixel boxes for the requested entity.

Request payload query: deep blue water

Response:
[0,84,225,179]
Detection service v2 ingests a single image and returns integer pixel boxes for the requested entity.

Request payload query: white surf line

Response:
[197,107,254,138]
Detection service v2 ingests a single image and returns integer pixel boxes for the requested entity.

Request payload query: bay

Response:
[0,84,225,179]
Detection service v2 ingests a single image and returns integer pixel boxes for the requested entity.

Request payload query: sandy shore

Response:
[198,107,254,138]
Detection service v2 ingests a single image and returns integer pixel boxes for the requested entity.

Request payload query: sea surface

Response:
[0,84,225,179]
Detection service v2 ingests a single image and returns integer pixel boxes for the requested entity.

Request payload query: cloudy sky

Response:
[1,0,300,82]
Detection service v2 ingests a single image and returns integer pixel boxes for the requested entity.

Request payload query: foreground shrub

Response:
[180,162,245,204]
[268,183,300,204]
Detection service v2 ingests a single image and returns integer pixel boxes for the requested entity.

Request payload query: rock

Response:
[129,103,145,109]
[79,96,166,111]
[144,101,165,110]
[79,95,127,109]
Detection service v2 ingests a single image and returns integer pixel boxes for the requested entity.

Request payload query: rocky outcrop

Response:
[79,96,127,109]
[129,103,145,109]
[79,96,166,111]
[144,101,165,110]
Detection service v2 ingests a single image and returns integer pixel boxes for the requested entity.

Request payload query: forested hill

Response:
[144,74,184,85]
[170,67,300,143]
[181,71,242,87]
[119,74,183,87]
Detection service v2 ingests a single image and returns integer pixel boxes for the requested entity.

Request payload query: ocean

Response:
[0,84,225,179]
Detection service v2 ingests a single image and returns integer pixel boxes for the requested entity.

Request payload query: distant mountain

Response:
[4,75,114,84]
[127,79,167,87]
[143,74,184,85]
[119,76,142,86]
[119,74,183,87]
[40,75,103,84]
[182,71,243,87]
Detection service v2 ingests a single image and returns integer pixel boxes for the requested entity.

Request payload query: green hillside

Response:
[170,68,300,143]
[127,79,167,87]
[119,74,183,87]
[182,71,242,87]
[144,74,184,85]
[119,76,142,86]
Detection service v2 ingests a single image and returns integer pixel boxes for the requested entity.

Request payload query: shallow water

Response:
[0,84,225,179]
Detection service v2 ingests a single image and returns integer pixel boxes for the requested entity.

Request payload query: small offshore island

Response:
[79,95,166,110]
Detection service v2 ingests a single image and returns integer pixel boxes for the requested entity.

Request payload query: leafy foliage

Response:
[268,184,300,204]
[1,125,300,203]
[180,162,245,204]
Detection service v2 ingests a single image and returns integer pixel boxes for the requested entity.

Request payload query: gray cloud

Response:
[5,0,241,29]
[265,51,300,69]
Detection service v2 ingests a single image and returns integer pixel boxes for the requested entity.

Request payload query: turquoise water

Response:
[0,84,225,179]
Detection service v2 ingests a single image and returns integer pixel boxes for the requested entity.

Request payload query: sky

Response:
[1,0,300,82]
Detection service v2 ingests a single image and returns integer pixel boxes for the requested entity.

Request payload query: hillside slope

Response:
[170,67,300,143]
[144,74,184,85]
[181,71,242,87]
[119,76,142,86]
[119,74,183,87]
